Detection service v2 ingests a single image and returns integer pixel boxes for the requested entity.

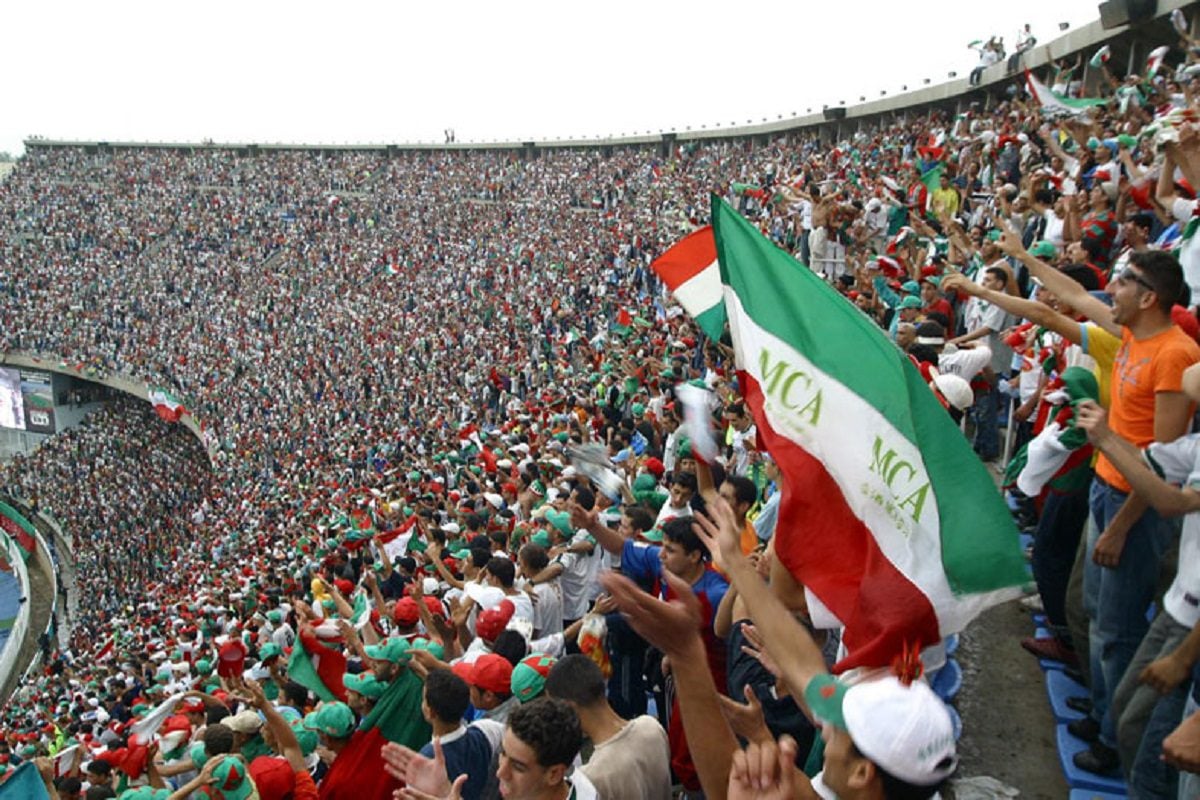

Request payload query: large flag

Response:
[650,225,725,340]
[706,195,1027,670]
[0,763,49,799]
[377,516,418,562]
[148,388,187,423]
[128,692,185,739]
[1025,70,1107,117]
[287,630,347,702]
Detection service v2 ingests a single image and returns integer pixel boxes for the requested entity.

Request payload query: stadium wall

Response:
[21,0,1198,157]
[0,352,217,466]
[0,497,58,707]
[0,508,33,701]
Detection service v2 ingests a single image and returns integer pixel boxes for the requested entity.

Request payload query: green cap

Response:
[803,674,850,730]
[303,702,356,739]
[632,474,658,493]
[901,280,920,295]
[530,530,552,549]
[267,610,282,624]
[410,637,445,661]
[642,528,665,543]
[1029,240,1057,259]
[545,510,573,537]
[209,755,254,800]
[343,671,387,699]
[119,789,172,800]
[898,296,923,310]
[259,643,283,662]
[676,440,693,459]
[195,658,212,675]
[511,654,558,703]
[631,403,646,417]
[290,720,319,756]
[188,741,210,769]
[364,637,412,665]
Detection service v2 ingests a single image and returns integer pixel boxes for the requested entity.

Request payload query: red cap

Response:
[475,600,515,642]
[642,457,665,477]
[249,755,296,800]
[334,579,355,596]
[422,597,446,619]
[178,695,205,714]
[217,640,247,679]
[451,661,475,683]
[392,597,420,627]
[469,654,513,696]
[161,715,192,735]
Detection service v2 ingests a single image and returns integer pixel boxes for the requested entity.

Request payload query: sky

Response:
[1,0,1105,158]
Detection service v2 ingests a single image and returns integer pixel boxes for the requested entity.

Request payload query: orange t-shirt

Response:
[1095,326,1200,491]
[740,519,759,555]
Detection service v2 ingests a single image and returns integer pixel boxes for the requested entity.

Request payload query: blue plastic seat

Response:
[930,658,962,702]
[1046,669,1087,723]
[1056,725,1128,794]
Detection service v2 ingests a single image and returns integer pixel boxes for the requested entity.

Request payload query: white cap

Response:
[843,677,957,787]
[440,522,461,535]
[931,373,974,411]
[226,709,264,734]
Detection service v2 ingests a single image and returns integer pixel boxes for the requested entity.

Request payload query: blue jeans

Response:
[1113,612,1189,798]
[972,377,1000,460]
[1032,482,1091,636]
[1084,478,1174,750]
[1178,694,1199,800]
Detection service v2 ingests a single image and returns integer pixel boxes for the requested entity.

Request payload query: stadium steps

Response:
[1026,603,1129,796]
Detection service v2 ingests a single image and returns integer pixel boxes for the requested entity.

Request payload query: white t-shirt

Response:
[1171,197,1200,304]
[581,716,672,800]
[938,346,992,381]
[1144,435,1200,628]
[531,580,564,637]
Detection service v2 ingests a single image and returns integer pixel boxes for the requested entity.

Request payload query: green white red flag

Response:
[706,195,1026,670]
[1025,70,1106,117]
[148,388,187,423]
[650,225,725,340]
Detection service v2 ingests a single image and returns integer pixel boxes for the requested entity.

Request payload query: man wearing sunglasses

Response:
[999,219,1200,777]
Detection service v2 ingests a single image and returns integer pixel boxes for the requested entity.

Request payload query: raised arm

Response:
[1077,401,1200,517]
[994,220,1121,337]
[941,273,1084,344]
[691,500,830,704]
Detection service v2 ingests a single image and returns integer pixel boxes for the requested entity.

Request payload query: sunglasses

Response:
[1116,268,1156,293]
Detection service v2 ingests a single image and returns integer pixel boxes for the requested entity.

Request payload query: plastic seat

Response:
[1056,725,1128,794]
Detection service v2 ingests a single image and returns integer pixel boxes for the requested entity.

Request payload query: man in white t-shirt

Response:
[950,265,1014,461]
[915,320,993,382]
[546,654,672,800]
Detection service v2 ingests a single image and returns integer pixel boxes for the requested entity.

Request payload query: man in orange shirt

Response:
[1073,251,1200,775]
[717,475,760,556]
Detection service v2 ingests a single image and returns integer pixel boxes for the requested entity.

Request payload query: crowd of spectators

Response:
[4,17,1200,800]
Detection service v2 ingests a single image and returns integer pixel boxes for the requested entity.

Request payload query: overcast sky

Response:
[2,0,1104,158]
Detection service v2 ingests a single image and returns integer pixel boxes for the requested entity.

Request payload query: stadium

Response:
[1,0,1200,797]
